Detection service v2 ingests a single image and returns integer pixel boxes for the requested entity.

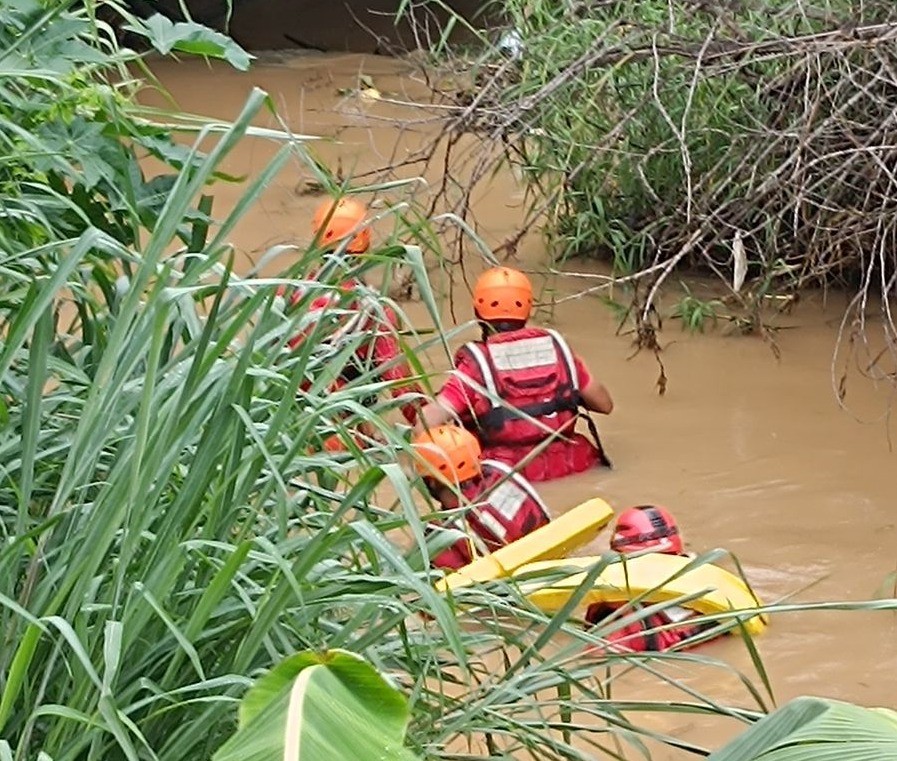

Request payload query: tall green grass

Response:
[1,2,895,760]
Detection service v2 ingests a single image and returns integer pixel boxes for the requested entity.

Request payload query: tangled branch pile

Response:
[402,0,897,379]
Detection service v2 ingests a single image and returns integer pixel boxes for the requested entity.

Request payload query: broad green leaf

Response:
[214,650,420,761]
[710,697,897,761]
[237,652,323,729]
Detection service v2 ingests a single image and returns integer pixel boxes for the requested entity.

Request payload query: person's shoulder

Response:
[480,458,525,482]
[452,340,484,364]
[538,326,579,347]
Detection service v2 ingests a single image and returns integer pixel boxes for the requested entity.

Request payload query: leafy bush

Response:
[416,0,897,360]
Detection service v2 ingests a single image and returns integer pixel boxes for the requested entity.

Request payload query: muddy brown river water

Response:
[143,53,897,758]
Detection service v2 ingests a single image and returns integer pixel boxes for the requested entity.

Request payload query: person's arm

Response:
[413,346,493,434]
[575,356,614,414]
[581,378,613,414]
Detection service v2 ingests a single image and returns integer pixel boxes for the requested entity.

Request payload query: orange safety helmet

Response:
[412,426,482,486]
[312,197,371,253]
[473,266,533,322]
[610,505,684,555]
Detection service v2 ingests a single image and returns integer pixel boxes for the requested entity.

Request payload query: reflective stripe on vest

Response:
[461,330,581,414]
[481,459,551,522]
[485,334,558,371]
[545,328,580,387]
[662,605,695,624]
[475,511,509,543]
[462,342,499,400]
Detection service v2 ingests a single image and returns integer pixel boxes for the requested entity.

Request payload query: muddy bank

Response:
[143,0,491,52]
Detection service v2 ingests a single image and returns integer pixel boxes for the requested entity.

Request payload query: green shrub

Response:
[424,0,897,339]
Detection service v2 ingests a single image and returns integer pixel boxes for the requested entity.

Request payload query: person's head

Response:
[473,266,533,334]
[412,426,482,507]
[312,197,371,254]
[610,505,684,555]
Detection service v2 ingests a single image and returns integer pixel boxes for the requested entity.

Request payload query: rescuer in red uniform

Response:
[415,266,613,482]
[284,198,422,448]
[412,425,551,569]
[586,505,719,652]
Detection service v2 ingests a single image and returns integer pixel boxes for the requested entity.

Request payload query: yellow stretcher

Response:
[435,497,615,593]
[515,553,768,635]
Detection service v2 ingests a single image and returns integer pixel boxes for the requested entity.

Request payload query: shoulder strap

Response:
[461,342,500,408]
[544,328,580,391]
[481,459,551,518]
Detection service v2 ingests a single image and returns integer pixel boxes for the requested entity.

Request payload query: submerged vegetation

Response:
[0,0,895,759]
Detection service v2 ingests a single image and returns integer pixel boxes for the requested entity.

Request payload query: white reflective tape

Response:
[487,335,557,371]
[483,459,551,519]
[462,343,498,398]
[487,480,528,521]
[475,510,508,542]
[663,605,694,624]
[544,329,580,390]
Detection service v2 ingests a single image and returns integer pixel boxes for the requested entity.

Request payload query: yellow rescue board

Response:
[516,552,768,635]
[436,497,615,593]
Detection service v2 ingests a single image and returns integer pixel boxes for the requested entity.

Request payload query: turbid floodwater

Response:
[141,51,897,758]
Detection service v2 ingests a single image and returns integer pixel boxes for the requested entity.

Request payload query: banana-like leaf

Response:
[213,650,421,761]
[710,696,897,761]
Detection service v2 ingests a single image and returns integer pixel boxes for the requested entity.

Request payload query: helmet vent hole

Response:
[515,300,522,307]
[491,300,499,308]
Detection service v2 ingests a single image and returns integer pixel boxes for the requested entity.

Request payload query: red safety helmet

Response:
[610,505,683,555]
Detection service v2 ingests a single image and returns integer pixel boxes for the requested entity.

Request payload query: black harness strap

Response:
[479,384,581,441]
[643,612,663,652]
[464,332,612,468]
[580,411,613,469]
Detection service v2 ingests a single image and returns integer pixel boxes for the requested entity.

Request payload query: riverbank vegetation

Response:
[400,0,897,390]
[1,0,896,759]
